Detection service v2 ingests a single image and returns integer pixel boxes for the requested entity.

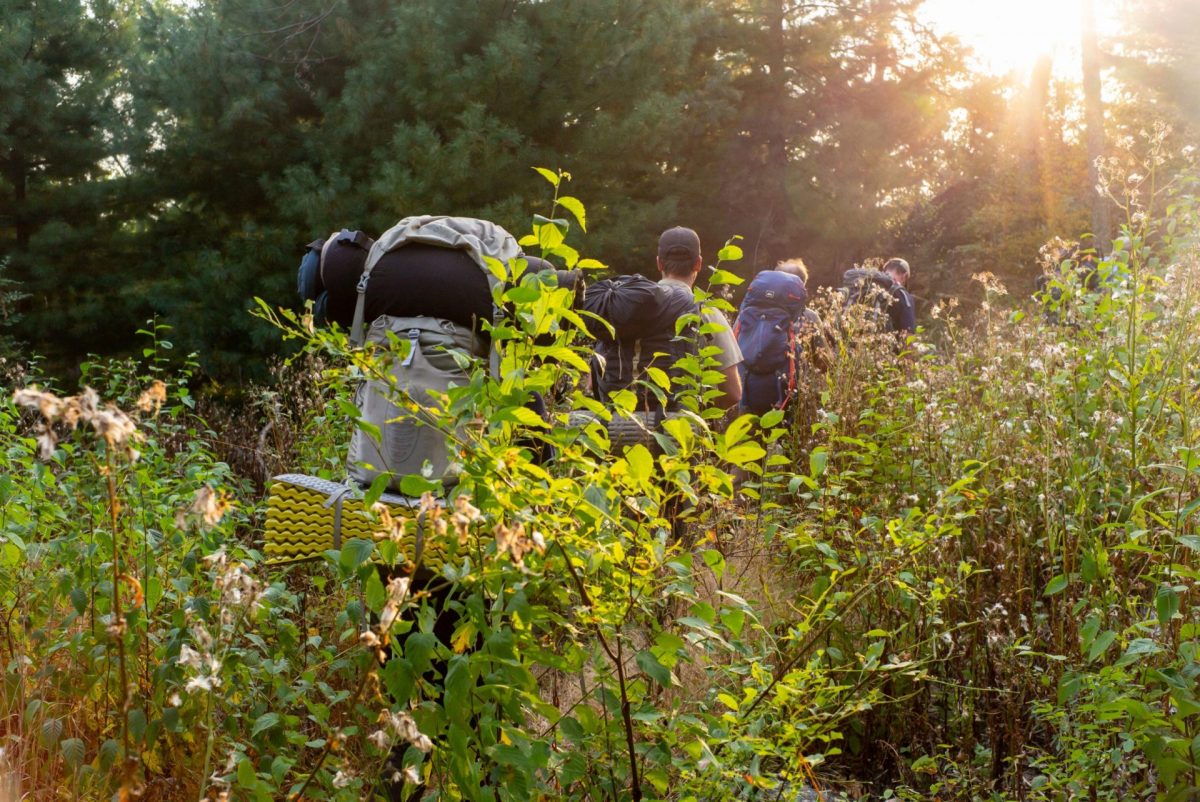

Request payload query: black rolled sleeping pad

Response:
[321,242,494,335]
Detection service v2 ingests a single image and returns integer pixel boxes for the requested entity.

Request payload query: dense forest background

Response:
[1,0,1198,380]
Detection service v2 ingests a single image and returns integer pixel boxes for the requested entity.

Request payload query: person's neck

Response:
[661,273,696,287]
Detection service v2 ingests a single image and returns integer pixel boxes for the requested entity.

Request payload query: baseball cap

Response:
[658,226,701,262]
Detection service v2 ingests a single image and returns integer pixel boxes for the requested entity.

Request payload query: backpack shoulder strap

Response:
[317,232,339,286]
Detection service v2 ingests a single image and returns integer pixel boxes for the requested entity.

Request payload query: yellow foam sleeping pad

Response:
[262,473,446,567]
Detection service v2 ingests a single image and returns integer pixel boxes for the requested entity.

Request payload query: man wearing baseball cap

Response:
[656,226,743,409]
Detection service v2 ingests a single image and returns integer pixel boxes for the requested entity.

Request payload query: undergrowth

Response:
[2,152,1199,801]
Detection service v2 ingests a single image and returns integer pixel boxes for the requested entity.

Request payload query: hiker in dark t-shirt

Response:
[881,258,916,335]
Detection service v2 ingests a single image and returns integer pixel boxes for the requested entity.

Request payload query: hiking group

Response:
[286,214,916,799]
[295,217,917,448]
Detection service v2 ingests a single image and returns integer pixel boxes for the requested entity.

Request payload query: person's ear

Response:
[656,256,667,276]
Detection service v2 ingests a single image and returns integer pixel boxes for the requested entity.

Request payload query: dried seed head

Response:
[137,380,167,414]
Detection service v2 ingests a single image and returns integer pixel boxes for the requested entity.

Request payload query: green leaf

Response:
[500,406,549,428]
[717,245,744,262]
[60,738,85,768]
[709,268,743,286]
[98,739,119,772]
[252,712,281,738]
[339,538,376,570]
[625,444,655,483]
[720,608,746,637]
[145,575,164,612]
[809,448,828,478]
[70,587,88,615]
[1157,585,1181,625]
[537,221,566,251]
[635,649,672,687]
[1087,630,1117,662]
[645,367,671,392]
[444,655,471,724]
[532,167,560,187]
[127,708,147,742]
[400,473,441,497]
[365,570,386,613]
[726,443,766,466]
[363,473,391,507]
[555,195,587,233]
[760,409,785,428]
[237,756,256,788]
[702,549,727,580]
[1043,574,1068,596]
[40,717,62,748]
[1117,638,1163,666]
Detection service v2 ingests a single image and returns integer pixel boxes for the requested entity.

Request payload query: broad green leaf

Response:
[365,569,386,613]
[726,443,766,466]
[500,406,549,428]
[60,738,85,768]
[1087,630,1117,662]
[809,448,828,478]
[532,167,560,187]
[717,245,744,262]
[635,649,672,687]
[709,268,743,286]
[720,608,745,636]
[127,708,146,741]
[556,195,587,233]
[1043,574,1068,596]
[252,712,281,738]
[400,474,441,497]
[40,717,62,748]
[702,549,726,579]
[1157,585,1181,625]
[363,472,391,507]
[98,739,119,772]
[645,367,671,391]
[626,444,655,484]
[537,221,566,252]
[237,756,256,788]
[339,538,376,570]
[760,409,785,428]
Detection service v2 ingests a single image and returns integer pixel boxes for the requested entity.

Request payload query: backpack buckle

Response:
[402,328,420,367]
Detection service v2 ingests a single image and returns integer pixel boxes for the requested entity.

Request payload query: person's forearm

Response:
[717,366,742,410]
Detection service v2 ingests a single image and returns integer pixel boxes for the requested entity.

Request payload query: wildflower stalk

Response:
[286,576,413,802]
[102,444,136,789]
[196,694,214,802]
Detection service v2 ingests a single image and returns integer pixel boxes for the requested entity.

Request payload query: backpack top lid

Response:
[369,216,520,289]
[742,270,808,317]
[351,215,521,346]
[582,274,661,342]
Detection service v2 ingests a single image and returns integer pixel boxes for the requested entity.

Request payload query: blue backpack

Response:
[734,271,809,414]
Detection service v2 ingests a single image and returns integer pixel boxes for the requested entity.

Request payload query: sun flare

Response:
[921,0,1117,79]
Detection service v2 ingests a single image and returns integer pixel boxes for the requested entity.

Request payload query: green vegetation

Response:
[3,160,1200,800]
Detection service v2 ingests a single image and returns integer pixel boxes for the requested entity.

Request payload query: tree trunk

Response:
[1081,0,1110,248]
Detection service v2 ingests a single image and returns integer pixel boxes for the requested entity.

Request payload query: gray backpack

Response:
[346,216,520,493]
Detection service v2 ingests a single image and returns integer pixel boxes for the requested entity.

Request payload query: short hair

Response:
[883,257,910,277]
[659,253,699,278]
[774,259,808,282]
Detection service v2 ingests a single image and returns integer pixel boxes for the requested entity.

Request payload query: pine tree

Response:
[0,0,130,364]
